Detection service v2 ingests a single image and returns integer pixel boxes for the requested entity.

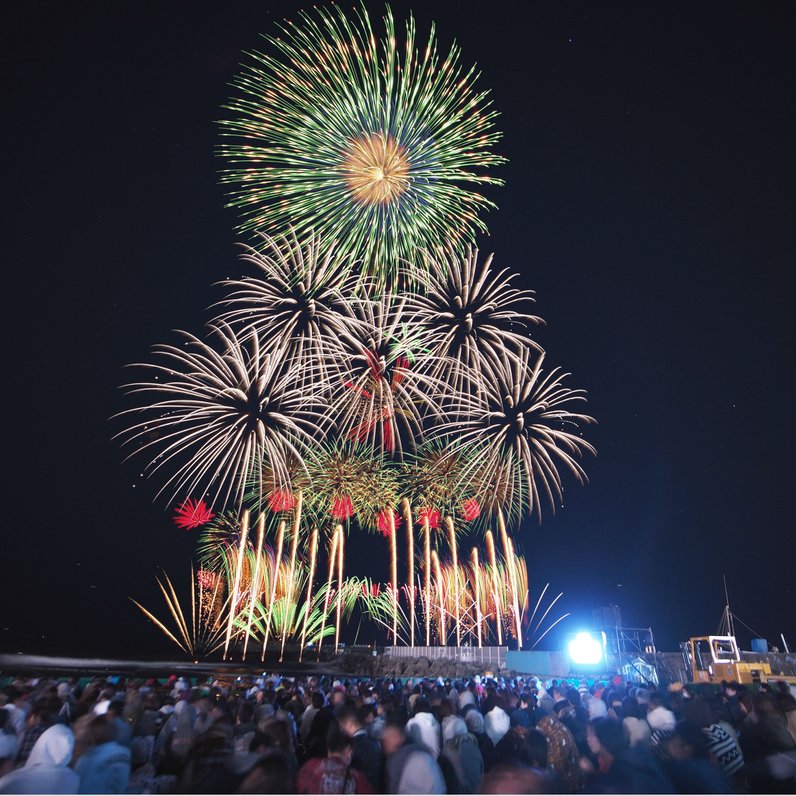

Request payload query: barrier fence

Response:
[384,646,508,668]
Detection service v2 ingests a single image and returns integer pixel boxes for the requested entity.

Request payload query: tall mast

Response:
[720,574,735,638]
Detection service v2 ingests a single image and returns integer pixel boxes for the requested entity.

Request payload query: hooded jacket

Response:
[439,717,484,794]
[74,741,131,794]
[0,724,80,794]
[386,742,446,794]
[406,711,441,759]
[484,706,510,746]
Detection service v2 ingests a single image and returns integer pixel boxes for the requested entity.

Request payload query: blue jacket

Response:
[75,741,131,794]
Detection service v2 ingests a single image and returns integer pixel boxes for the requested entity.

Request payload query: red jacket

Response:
[296,755,374,794]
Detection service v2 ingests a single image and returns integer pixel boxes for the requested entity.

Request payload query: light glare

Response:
[568,631,603,665]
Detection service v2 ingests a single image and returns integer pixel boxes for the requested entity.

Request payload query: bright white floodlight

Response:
[568,631,604,665]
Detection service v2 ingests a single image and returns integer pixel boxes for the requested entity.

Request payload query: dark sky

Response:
[5,1,795,660]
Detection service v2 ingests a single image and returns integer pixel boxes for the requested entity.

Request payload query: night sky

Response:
[5,1,795,660]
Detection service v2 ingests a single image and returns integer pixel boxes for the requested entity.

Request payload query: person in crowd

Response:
[295,724,373,794]
[483,693,511,747]
[583,716,673,794]
[774,688,796,745]
[105,700,132,748]
[0,711,19,766]
[16,700,57,766]
[438,714,483,793]
[536,702,583,792]
[463,709,495,772]
[337,704,382,790]
[237,747,295,794]
[621,696,651,749]
[300,692,324,746]
[233,701,256,756]
[0,724,80,794]
[680,697,744,783]
[155,698,196,773]
[646,691,677,759]
[382,715,445,794]
[405,699,441,759]
[663,719,734,793]
[554,695,588,756]
[509,691,533,729]
[72,714,131,794]
[482,725,552,794]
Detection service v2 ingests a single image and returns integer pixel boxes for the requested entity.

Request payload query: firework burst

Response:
[442,348,596,523]
[116,323,328,510]
[304,443,398,527]
[130,567,228,658]
[213,232,361,393]
[219,4,505,283]
[411,247,543,398]
[334,293,446,458]
[401,443,486,528]
[247,453,309,518]
[173,497,215,530]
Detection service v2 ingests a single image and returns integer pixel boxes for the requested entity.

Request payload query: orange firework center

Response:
[343,132,410,205]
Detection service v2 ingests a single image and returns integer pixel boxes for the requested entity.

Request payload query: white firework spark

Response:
[116,322,328,510]
[212,231,361,393]
[410,247,543,400]
[439,347,596,523]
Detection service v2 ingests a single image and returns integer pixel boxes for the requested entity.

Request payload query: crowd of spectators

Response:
[1,669,795,793]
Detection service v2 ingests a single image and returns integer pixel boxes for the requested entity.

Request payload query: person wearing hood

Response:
[621,697,651,749]
[438,715,483,794]
[463,709,495,772]
[169,677,189,701]
[483,695,510,747]
[73,714,131,794]
[0,711,18,766]
[155,698,196,772]
[383,716,445,794]
[458,687,477,713]
[447,687,459,714]
[405,699,441,759]
[0,724,80,794]
[646,693,677,760]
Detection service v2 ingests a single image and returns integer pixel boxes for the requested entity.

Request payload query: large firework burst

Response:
[116,323,328,510]
[333,292,446,458]
[219,4,505,282]
[213,232,361,393]
[440,348,596,523]
[410,247,543,398]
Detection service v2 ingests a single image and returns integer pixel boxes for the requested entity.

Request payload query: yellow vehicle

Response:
[684,635,796,686]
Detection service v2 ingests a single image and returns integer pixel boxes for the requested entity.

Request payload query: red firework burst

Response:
[267,488,297,512]
[416,507,442,530]
[173,498,215,530]
[376,508,403,537]
[330,494,355,521]
[460,497,481,522]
